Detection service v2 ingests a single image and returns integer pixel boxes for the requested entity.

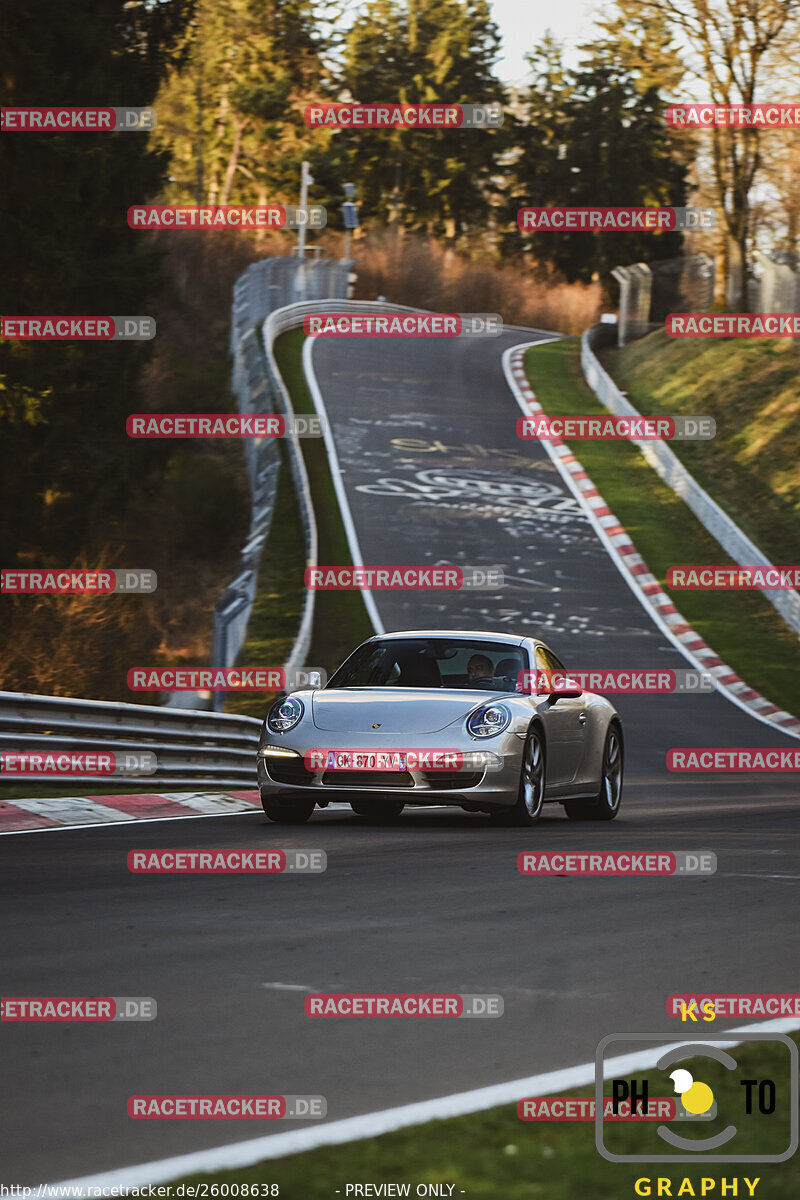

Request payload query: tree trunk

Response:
[220,120,244,206]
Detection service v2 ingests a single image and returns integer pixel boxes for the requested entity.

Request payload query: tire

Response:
[491,725,545,827]
[350,799,405,821]
[261,794,316,825]
[564,722,623,821]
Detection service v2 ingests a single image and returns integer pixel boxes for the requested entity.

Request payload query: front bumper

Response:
[256,729,525,808]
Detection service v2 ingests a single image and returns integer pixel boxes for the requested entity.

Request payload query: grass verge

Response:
[174,1035,799,1197]
[523,339,800,720]
[224,441,307,719]
[600,328,800,564]
[272,328,374,673]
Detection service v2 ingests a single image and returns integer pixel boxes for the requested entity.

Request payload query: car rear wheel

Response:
[350,799,405,821]
[491,725,545,827]
[564,722,623,821]
[261,794,316,825]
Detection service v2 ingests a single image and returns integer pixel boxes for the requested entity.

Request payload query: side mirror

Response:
[523,669,583,699]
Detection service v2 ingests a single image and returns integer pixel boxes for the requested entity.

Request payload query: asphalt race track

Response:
[2,329,798,1186]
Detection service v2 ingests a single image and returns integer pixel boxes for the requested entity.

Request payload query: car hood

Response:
[310,688,507,734]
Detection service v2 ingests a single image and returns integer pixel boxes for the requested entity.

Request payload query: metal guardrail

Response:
[581,323,800,636]
[210,257,353,711]
[0,690,262,786]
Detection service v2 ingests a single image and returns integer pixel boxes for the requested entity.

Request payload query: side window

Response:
[535,646,566,672]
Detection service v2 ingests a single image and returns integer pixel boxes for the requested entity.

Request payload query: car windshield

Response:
[327,638,527,691]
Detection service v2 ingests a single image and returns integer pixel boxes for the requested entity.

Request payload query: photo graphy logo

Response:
[596,1033,798,1162]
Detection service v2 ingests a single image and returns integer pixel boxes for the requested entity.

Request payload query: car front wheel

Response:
[491,725,545,827]
[564,722,623,821]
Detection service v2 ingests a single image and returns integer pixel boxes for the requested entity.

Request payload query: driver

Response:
[466,654,494,686]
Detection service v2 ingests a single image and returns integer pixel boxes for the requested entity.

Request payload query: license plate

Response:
[331,751,407,771]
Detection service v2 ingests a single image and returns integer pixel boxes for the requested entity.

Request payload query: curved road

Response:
[2,328,798,1186]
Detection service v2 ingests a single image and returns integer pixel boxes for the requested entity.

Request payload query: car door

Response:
[534,645,587,787]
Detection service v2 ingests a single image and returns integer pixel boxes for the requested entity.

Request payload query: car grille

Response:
[421,772,483,790]
[264,758,314,786]
[321,770,415,788]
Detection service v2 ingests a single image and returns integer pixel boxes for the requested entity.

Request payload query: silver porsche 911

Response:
[256,630,623,826]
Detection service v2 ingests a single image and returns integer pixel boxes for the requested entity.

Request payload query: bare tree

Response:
[618,0,800,307]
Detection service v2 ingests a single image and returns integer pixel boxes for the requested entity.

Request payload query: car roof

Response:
[365,630,528,646]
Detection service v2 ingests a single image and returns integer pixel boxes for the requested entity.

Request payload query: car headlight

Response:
[267,696,304,733]
[466,703,511,738]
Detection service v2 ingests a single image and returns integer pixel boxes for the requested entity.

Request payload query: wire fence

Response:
[614,250,800,346]
[612,254,715,345]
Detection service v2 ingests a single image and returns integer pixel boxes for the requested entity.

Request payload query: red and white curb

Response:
[503,342,800,741]
[0,791,262,836]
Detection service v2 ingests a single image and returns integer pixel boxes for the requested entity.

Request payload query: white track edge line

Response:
[501,342,800,742]
[49,1017,800,1192]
